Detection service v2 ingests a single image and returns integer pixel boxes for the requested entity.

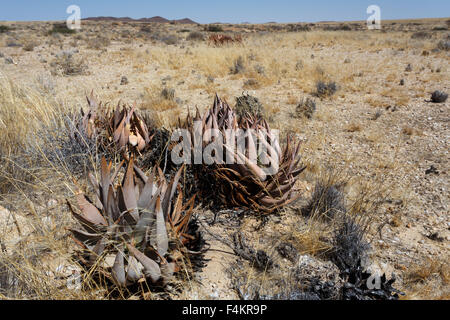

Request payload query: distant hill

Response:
[83,16,197,24]
[175,18,197,24]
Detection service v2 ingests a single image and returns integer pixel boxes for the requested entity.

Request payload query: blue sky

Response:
[0,0,449,23]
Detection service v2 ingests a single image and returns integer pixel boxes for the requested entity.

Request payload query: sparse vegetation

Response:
[0,25,12,33]
[230,56,245,74]
[187,31,204,41]
[295,97,316,119]
[234,94,265,118]
[204,24,224,32]
[50,53,88,76]
[48,23,76,35]
[0,17,448,301]
[315,81,338,98]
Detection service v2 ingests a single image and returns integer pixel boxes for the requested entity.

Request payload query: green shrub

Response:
[48,23,76,35]
[0,25,12,33]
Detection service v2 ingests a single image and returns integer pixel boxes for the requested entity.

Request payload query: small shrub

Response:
[315,81,338,98]
[186,31,204,41]
[346,123,362,133]
[287,24,311,32]
[22,40,39,52]
[161,35,179,45]
[295,60,304,71]
[86,36,111,50]
[243,78,260,89]
[411,31,430,39]
[140,25,152,33]
[234,94,265,118]
[330,216,370,273]
[437,40,450,51]
[50,53,88,76]
[161,87,175,101]
[302,182,346,219]
[205,24,223,32]
[295,97,316,119]
[324,24,352,31]
[230,56,245,74]
[48,23,76,35]
[432,25,448,31]
[0,25,12,33]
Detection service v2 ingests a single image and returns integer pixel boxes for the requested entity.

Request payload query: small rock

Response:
[425,165,439,175]
[427,232,444,242]
[430,90,448,103]
[120,76,128,85]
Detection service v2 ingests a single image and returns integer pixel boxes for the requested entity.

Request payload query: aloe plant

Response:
[67,156,198,288]
[184,94,306,213]
[74,92,153,154]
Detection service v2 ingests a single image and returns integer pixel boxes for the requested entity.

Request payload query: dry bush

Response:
[315,81,338,98]
[0,25,12,33]
[403,259,449,299]
[141,85,179,128]
[86,35,111,50]
[50,53,88,76]
[0,73,61,192]
[345,123,362,133]
[230,56,246,74]
[47,23,76,35]
[22,39,39,52]
[186,31,204,41]
[0,208,104,299]
[294,98,316,119]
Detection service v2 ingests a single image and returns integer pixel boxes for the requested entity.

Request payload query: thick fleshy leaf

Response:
[137,167,155,210]
[126,256,144,283]
[90,238,106,264]
[154,197,169,257]
[127,244,161,283]
[161,164,184,219]
[122,157,139,221]
[76,194,107,226]
[67,201,101,234]
[100,157,111,210]
[112,250,127,287]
